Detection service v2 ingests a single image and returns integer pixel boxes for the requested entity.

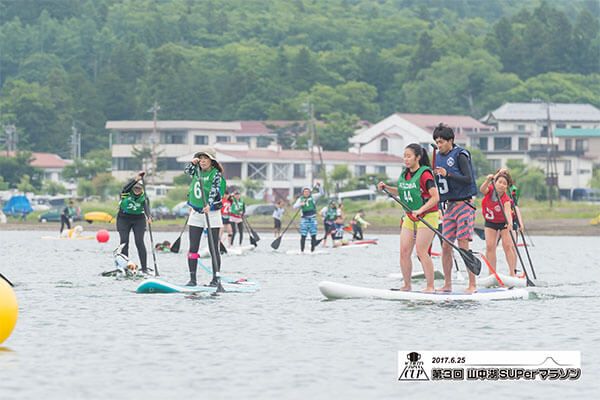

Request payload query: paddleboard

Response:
[199,245,255,258]
[478,273,527,288]
[285,249,329,255]
[136,278,259,294]
[41,235,95,240]
[319,281,529,302]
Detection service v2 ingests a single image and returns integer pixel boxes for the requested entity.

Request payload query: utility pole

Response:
[545,102,559,207]
[70,124,81,160]
[147,101,161,184]
[4,124,17,156]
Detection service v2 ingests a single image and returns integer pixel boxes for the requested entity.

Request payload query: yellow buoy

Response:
[0,277,18,345]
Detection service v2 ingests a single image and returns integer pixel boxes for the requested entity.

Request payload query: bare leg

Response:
[399,227,415,291]
[485,227,499,272]
[501,229,517,276]
[440,241,453,291]
[458,238,476,293]
[415,228,436,292]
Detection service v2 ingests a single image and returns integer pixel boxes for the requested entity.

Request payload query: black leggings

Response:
[116,214,147,270]
[60,215,71,234]
[230,222,244,245]
[189,226,221,278]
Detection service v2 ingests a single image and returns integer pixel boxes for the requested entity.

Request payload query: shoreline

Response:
[1,218,598,236]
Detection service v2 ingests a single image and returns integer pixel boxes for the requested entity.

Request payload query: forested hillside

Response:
[0,0,598,156]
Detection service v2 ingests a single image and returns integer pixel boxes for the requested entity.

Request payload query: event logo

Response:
[447,157,455,167]
[398,352,430,381]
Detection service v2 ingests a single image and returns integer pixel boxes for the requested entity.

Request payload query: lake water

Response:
[0,230,599,399]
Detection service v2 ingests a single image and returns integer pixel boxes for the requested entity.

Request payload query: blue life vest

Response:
[434,146,477,201]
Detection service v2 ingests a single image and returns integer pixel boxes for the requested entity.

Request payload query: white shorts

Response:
[189,209,223,228]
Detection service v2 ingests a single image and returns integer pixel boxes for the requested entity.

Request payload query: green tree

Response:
[17,174,35,193]
[43,180,67,195]
[329,164,351,193]
[589,166,600,189]
[77,178,94,198]
[241,178,263,198]
[91,173,120,200]
[318,112,359,151]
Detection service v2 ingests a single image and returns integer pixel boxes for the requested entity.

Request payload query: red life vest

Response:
[221,198,231,217]
[481,185,511,223]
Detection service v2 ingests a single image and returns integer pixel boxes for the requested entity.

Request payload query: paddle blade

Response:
[219,241,228,254]
[271,236,282,250]
[458,248,482,276]
[251,230,260,241]
[250,235,257,247]
[473,227,485,241]
[170,238,181,253]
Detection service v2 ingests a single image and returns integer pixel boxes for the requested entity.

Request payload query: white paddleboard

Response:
[319,281,529,302]
[478,273,527,288]
[285,249,329,255]
[199,245,255,258]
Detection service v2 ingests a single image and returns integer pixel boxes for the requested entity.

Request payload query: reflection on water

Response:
[0,231,598,399]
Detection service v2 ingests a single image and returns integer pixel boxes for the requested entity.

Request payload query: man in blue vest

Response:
[433,124,478,293]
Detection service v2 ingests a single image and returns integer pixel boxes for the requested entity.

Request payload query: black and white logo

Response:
[399,352,430,381]
[447,157,455,167]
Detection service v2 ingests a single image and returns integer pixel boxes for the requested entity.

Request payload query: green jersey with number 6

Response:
[397,166,432,210]
[188,167,226,210]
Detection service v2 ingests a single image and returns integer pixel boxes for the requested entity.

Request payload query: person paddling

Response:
[229,190,246,246]
[320,200,340,247]
[480,169,522,276]
[378,144,439,293]
[351,209,370,240]
[116,172,150,274]
[293,184,322,253]
[59,200,75,235]
[433,124,478,293]
[184,148,226,287]
[219,191,233,253]
[272,200,285,237]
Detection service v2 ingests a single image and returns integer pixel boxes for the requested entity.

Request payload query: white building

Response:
[477,103,600,196]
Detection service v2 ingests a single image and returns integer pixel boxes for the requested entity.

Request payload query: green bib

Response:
[510,184,520,205]
[300,196,316,213]
[188,167,226,209]
[397,166,431,211]
[120,193,145,215]
[325,207,337,221]
[231,198,245,215]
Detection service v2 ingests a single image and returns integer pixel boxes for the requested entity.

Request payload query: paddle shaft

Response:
[194,166,222,290]
[383,188,480,275]
[0,272,14,287]
[520,230,537,279]
[490,180,534,286]
[270,207,301,249]
[243,216,260,241]
[141,177,159,277]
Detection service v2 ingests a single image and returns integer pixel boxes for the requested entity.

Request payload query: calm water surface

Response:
[0,230,599,399]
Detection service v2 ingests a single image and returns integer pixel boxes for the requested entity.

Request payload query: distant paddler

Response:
[184,147,226,287]
[351,209,370,241]
[378,143,439,293]
[116,171,150,274]
[293,183,323,253]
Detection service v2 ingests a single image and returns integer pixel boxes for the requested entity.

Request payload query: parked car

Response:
[151,206,175,220]
[245,203,276,216]
[172,202,191,218]
[39,208,82,223]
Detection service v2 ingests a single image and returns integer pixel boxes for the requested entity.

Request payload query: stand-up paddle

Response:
[0,272,14,287]
[270,208,301,250]
[519,231,537,279]
[170,214,189,253]
[490,179,534,287]
[141,176,159,277]
[383,188,482,276]
[195,167,224,293]
[243,216,260,242]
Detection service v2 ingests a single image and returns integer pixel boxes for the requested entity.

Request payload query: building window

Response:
[564,160,572,176]
[565,139,572,151]
[112,157,141,171]
[556,123,566,129]
[160,131,187,144]
[355,165,366,176]
[237,137,251,144]
[216,136,230,143]
[489,159,501,171]
[273,163,289,180]
[114,131,142,144]
[575,139,588,152]
[380,138,388,152]
[375,165,386,175]
[516,124,526,131]
[157,157,185,171]
[293,164,306,178]
[541,126,548,137]
[494,137,511,151]
[518,137,528,151]
[257,136,273,148]
[248,163,267,180]
[571,125,581,129]
[195,135,208,145]
[221,162,241,179]
[479,137,488,151]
